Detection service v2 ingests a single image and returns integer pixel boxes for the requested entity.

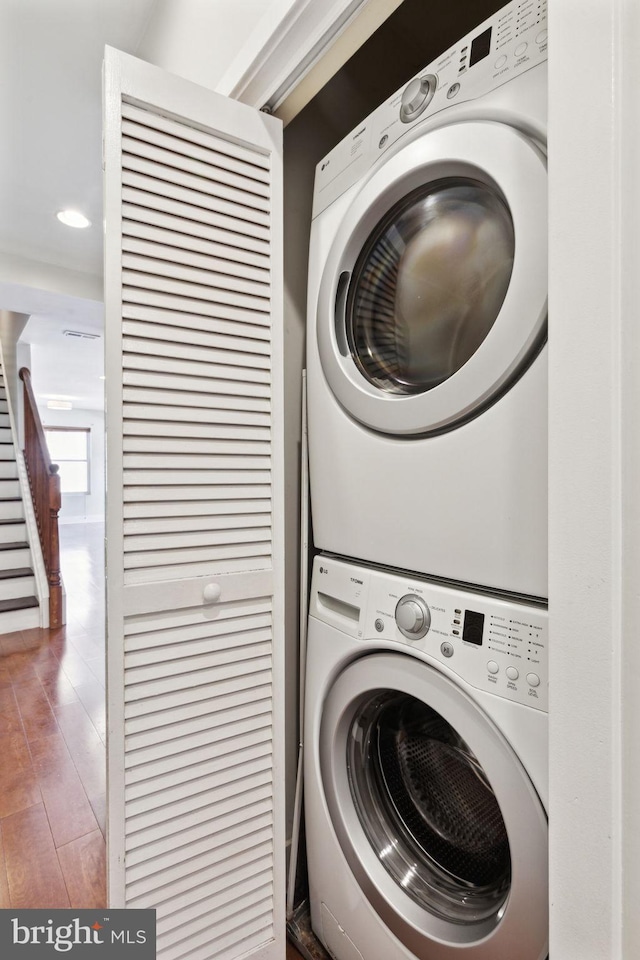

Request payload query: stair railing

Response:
[18,368,62,628]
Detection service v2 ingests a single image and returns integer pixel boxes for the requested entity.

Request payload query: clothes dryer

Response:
[307,1,548,598]
[304,554,548,960]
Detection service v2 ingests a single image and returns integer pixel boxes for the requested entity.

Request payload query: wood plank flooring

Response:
[0,521,106,908]
[0,520,309,955]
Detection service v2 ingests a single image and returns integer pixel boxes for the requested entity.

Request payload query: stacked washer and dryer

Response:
[303,2,549,960]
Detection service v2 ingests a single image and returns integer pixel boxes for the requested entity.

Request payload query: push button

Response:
[526,673,541,687]
[506,666,519,681]
[487,661,499,675]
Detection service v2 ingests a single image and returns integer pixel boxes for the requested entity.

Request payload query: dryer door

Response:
[320,653,548,960]
[316,121,546,435]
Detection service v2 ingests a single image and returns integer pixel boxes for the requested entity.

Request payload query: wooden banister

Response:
[19,367,63,628]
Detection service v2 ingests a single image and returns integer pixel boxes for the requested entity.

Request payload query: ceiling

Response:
[0,0,159,411]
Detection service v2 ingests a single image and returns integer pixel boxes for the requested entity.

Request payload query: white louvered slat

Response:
[121,101,271,177]
[159,880,273,949]
[126,621,273,667]
[123,500,270,522]
[122,251,271,300]
[124,416,268,438]
[124,418,270,439]
[122,171,270,231]
[125,819,273,892]
[123,484,270,502]
[123,329,271,368]
[123,380,270,406]
[124,525,272,553]
[105,48,284,960]
[125,771,273,841]
[124,742,272,815]
[124,510,270,533]
[124,659,273,717]
[128,794,274,869]
[123,269,270,315]
[122,305,271,343]
[125,697,272,760]
[124,721,273,786]
[123,403,270,425]
[123,284,271,325]
[122,147,271,213]
[162,908,273,960]
[125,688,273,746]
[122,138,271,210]
[124,537,271,583]
[155,856,267,922]
[123,350,271,382]
[126,847,274,921]
[122,223,270,276]
[123,437,270,456]
[123,195,270,256]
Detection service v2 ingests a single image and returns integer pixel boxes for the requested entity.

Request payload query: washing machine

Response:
[307,0,548,599]
[304,554,548,960]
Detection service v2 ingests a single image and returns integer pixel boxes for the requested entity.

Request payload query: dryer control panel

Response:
[313,0,548,218]
[310,555,548,712]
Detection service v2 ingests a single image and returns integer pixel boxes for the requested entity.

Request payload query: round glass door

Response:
[320,653,548,960]
[347,178,515,397]
[316,121,547,436]
[348,691,511,924]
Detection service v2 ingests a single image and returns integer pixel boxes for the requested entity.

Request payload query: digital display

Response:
[469,27,492,67]
[463,609,485,645]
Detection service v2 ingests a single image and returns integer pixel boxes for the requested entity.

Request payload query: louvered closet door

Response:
[103,48,284,960]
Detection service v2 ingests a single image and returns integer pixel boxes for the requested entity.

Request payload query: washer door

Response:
[317,121,547,435]
[320,653,548,960]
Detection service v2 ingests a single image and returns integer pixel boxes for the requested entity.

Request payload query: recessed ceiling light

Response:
[47,399,73,411]
[57,209,91,229]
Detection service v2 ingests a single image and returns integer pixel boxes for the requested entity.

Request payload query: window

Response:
[44,427,90,494]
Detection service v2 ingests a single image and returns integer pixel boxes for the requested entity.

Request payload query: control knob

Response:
[395,594,431,640]
[400,74,437,123]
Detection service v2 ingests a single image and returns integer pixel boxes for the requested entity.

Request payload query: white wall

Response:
[37,406,105,523]
[0,254,102,307]
[0,310,31,426]
[136,0,281,91]
[15,339,31,446]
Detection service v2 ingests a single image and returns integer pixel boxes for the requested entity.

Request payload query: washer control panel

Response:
[310,555,548,712]
[313,0,548,218]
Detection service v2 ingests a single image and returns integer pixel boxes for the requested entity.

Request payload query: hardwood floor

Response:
[0,520,310,953]
[0,521,106,908]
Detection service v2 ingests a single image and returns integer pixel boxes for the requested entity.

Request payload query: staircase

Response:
[0,373,40,632]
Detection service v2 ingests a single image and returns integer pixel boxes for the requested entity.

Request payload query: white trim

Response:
[103,46,127,908]
[547,0,635,955]
[617,0,640,954]
[216,0,368,109]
